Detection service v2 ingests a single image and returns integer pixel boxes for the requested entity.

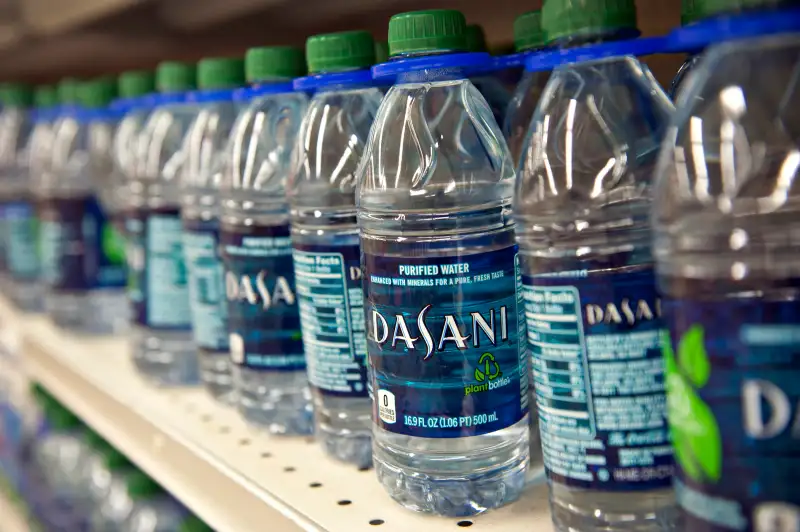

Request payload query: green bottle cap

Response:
[34,86,58,108]
[689,0,785,20]
[464,24,487,52]
[126,471,162,500]
[306,31,375,74]
[156,61,197,93]
[118,70,155,99]
[178,515,214,532]
[78,77,117,109]
[374,41,390,64]
[514,10,546,52]
[245,46,305,83]
[197,57,245,90]
[57,78,81,105]
[1,83,33,107]
[542,0,638,44]
[388,9,467,56]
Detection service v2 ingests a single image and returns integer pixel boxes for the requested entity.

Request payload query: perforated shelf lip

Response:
[3,296,553,532]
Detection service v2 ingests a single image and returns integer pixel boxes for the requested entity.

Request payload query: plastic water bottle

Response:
[670,0,791,98]
[111,71,156,235]
[464,24,512,126]
[129,61,197,384]
[358,10,529,516]
[19,86,59,313]
[0,84,37,311]
[289,34,379,463]
[654,20,800,532]
[181,57,244,402]
[514,28,677,532]
[82,439,132,510]
[123,478,185,532]
[223,49,310,434]
[505,1,640,167]
[32,400,90,530]
[41,78,128,333]
[91,468,143,531]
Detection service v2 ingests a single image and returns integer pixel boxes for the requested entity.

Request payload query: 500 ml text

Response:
[404,412,499,428]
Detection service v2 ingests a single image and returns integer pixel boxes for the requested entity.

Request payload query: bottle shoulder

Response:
[357,78,515,213]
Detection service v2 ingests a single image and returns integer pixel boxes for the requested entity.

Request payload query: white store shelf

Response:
[0,491,31,532]
[3,296,552,532]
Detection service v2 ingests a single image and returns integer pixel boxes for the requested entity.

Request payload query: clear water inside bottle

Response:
[358,67,529,516]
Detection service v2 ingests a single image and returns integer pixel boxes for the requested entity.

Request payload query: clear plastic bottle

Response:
[40,78,128,333]
[0,84,37,311]
[111,71,156,236]
[181,57,244,403]
[358,10,529,516]
[129,61,198,384]
[505,2,640,168]
[32,400,90,531]
[122,478,185,532]
[514,23,677,532]
[670,0,791,98]
[82,440,132,511]
[91,468,144,531]
[288,35,380,464]
[654,29,800,532]
[223,51,309,434]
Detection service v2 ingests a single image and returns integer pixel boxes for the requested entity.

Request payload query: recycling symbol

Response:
[474,352,502,382]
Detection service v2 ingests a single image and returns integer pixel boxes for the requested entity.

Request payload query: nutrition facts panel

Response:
[525,285,596,440]
[294,249,367,396]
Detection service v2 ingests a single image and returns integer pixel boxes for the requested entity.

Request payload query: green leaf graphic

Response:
[665,327,722,483]
[678,325,710,388]
[102,224,126,265]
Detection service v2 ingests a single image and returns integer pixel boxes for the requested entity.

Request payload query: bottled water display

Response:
[41,78,128,333]
[20,86,59,313]
[111,71,156,236]
[223,48,310,434]
[514,32,676,532]
[358,10,529,516]
[654,28,800,532]
[181,57,244,403]
[289,34,380,465]
[32,398,90,531]
[129,61,198,385]
[0,84,36,311]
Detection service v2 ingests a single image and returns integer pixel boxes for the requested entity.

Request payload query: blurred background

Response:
[0,0,683,85]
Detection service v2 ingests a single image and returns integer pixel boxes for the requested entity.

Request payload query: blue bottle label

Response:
[664,297,800,531]
[523,267,673,490]
[39,197,126,291]
[364,246,528,438]
[221,224,304,371]
[126,208,191,329]
[182,218,228,351]
[293,243,367,397]
[6,201,39,280]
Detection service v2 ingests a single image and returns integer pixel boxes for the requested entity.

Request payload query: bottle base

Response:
[47,290,128,335]
[131,328,199,386]
[9,280,43,313]
[374,454,527,517]
[234,368,314,436]
[318,426,372,469]
[198,349,235,405]
[549,484,679,532]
